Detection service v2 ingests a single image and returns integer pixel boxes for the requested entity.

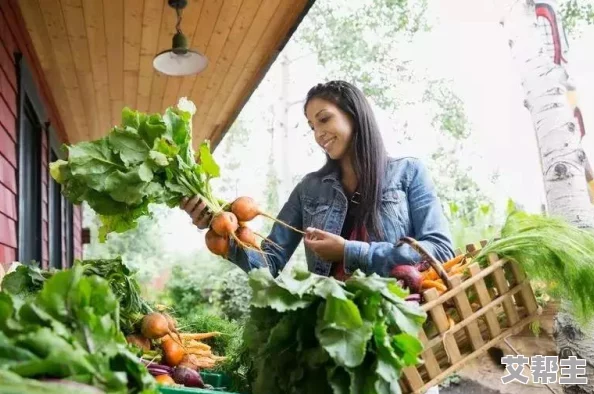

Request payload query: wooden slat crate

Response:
[397,238,541,394]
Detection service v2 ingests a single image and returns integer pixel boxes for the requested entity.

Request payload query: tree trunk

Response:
[501,0,594,392]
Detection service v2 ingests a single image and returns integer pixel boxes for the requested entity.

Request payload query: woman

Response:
[181,80,455,279]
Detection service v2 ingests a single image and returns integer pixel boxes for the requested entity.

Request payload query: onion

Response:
[172,366,205,388]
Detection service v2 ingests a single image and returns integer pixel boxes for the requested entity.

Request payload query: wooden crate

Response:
[397,238,541,394]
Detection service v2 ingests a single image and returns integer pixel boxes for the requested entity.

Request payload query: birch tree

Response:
[501,1,594,391]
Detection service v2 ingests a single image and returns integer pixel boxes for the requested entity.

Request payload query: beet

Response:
[391,264,423,293]
[172,366,205,388]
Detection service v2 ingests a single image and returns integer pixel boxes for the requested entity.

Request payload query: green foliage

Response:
[297,0,429,110]
[50,104,223,242]
[476,210,594,324]
[1,258,153,336]
[214,269,252,322]
[243,261,426,394]
[445,201,501,250]
[559,0,594,36]
[0,264,157,393]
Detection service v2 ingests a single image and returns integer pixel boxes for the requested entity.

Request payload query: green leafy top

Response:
[1,258,153,335]
[243,261,427,394]
[0,264,157,393]
[50,102,223,242]
[475,210,594,325]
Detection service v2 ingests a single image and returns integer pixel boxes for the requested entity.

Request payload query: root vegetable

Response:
[155,374,175,385]
[172,366,204,388]
[390,265,423,293]
[211,212,239,237]
[236,226,260,249]
[141,312,185,349]
[178,354,201,370]
[443,254,466,270]
[205,229,230,257]
[162,337,185,367]
[231,196,305,235]
[179,332,222,341]
[126,334,151,352]
[141,313,170,339]
[421,280,447,293]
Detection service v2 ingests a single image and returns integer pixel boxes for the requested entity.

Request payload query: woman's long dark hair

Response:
[304,80,388,239]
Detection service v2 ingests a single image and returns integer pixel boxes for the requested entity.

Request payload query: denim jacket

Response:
[227,156,455,278]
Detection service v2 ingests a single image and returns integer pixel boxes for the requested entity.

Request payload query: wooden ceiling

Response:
[17,0,314,149]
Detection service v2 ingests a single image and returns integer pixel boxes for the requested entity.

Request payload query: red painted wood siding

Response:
[0,5,18,271]
[0,2,82,270]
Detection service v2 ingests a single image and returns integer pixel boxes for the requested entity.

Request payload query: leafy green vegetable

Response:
[1,258,153,335]
[475,210,594,324]
[0,263,52,300]
[50,101,224,242]
[242,261,427,394]
[0,264,157,393]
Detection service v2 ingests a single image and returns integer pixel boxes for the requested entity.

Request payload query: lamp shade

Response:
[153,32,208,76]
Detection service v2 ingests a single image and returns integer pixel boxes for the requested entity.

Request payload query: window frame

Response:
[16,54,46,265]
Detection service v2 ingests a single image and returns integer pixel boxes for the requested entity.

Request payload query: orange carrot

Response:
[443,254,466,270]
[422,280,447,293]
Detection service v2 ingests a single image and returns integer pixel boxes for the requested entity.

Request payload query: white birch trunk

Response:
[500,1,594,392]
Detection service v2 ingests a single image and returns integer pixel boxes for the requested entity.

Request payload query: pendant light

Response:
[153,0,208,76]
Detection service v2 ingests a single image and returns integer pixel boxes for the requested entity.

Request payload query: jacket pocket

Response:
[380,189,410,238]
[303,200,331,229]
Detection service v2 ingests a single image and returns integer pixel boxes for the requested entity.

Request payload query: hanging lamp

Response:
[153,0,208,76]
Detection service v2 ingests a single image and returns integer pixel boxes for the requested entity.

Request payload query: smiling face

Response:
[305,97,354,161]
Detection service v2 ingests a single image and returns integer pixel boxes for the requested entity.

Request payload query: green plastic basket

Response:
[158,372,242,394]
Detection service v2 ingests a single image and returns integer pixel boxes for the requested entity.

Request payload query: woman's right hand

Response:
[180,196,213,230]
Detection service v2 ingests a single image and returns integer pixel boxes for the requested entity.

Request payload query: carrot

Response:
[184,340,211,351]
[421,280,447,293]
[449,262,470,276]
[179,332,222,341]
[205,228,230,257]
[443,254,466,271]
[186,348,212,357]
[421,268,439,281]
[231,196,305,235]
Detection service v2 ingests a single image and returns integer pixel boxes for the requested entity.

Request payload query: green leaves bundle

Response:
[475,210,594,324]
[50,100,223,241]
[243,261,427,394]
[0,264,157,393]
[1,258,153,335]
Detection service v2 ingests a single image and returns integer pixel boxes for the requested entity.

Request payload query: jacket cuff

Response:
[344,240,370,274]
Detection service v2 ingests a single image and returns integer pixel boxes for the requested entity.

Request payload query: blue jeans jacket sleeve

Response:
[226,182,304,277]
[343,159,455,277]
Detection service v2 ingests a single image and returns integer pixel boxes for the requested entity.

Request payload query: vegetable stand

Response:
[158,372,241,394]
[397,238,540,393]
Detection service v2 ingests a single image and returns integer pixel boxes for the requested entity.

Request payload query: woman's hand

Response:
[303,228,346,262]
[180,196,213,230]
